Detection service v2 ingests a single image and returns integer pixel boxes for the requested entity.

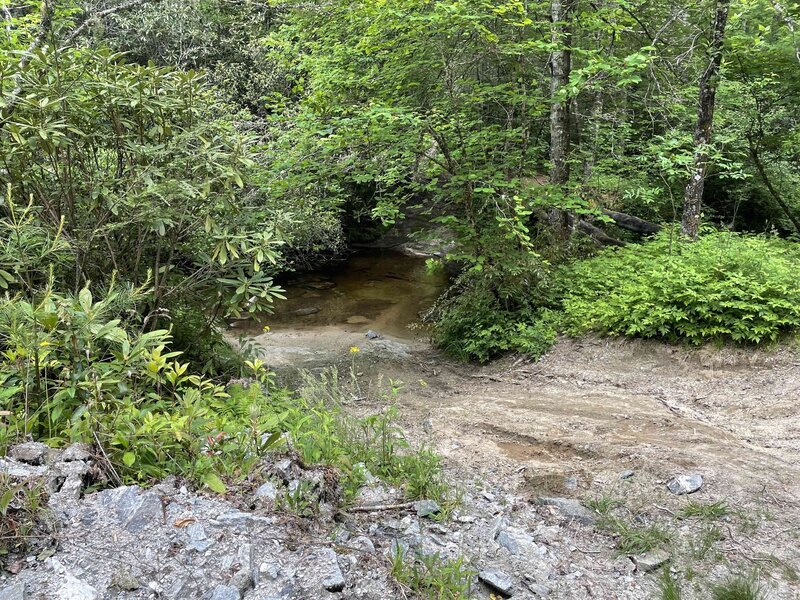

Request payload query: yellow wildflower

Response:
[349,346,360,353]
[262,325,271,333]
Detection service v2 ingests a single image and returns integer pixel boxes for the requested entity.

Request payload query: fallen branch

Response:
[602,209,662,235]
[349,501,416,513]
[578,220,626,247]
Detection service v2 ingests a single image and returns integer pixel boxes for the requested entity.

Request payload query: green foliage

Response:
[562,230,800,344]
[428,272,558,363]
[391,547,475,600]
[0,477,50,568]
[659,566,682,600]
[0,284,286,490]
[597,514,672,555]
[711,575,765,600]
[681,501,729,522]
[230,370,452,506]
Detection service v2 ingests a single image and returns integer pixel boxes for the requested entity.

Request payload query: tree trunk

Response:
[681,0,731,240]
[548,0,577,238]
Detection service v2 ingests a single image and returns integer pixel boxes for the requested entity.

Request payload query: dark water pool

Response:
[241,251,449,340]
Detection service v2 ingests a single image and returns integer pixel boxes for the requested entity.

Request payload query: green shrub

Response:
[428,273,557,363]
[562,230,800,344]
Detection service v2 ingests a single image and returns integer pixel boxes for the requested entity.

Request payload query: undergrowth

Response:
[0,477,50,569]
[391,547,475,600]
[561,230,800,345]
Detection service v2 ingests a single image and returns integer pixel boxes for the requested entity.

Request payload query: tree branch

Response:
[0,0,54,127]
[65,0,163,44]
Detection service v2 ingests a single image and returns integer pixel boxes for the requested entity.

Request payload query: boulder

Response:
[10,442,49,465]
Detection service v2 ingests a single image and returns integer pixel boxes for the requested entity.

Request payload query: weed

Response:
[391,547,475,599]
[659,566,682,600]
[710,575,764,600]
[586,496,620,515]
[0,476,50,568]
[689,525,724,561]
[276,480,319,518]
[681,501,729,521]
[597,515,672,555]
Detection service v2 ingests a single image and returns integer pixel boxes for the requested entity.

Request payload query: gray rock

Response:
[620,470,635,480]
[259,561,280,580]
[386,539,409,559]
[414,499,440,518]
[350,536,376,555]
[632,549,671,572]
[563,476,578,491]
[497,530,521,555]
[207,585,240,600]
[293,307,320,316]
[528,583,550,598]
[316,548,345,592]
[230,570,253,594]
[537,497,596,526]
[0,458,48,479]
[10,442,49,465]
[56,573,100,600]
[98,487,163,532]
[274,458,294,482]
[0,583,26,600]
[254,482,278,502]
[365,330,380,339]
[61,444,92,462]
[666,474,703,495]
[186,522,214,552]
[479,570,514,596]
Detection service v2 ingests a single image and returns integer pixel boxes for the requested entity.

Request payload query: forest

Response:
[1,1,800,599]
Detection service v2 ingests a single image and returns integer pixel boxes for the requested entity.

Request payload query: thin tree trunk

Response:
[681,0,731,240]
[747,138,800,235]
[548,0,577,239]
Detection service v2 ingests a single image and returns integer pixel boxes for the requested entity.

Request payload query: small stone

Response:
[230,571,254,594]
[56,573,100,600]
[110,569,140,591]
[365,330,380,339]
[632,549,671,573]
[186,522,213,552]
[10,442,49,465]
[259,562,280,580]
[413,499,440,518]
[666,474,703,495]
[207,585,240,600]
[254,482,278,502]
[478,570,514,596]
[563,477,578,491]
[536,497,596,526]
[619,470,635,480]
[274,458,294,482]
[528,583,550,598]
[316,548,346,592]
[307,281,335,290]
[61,443,92,462]
[350,536,376,555]
[0,583,26,600]
[294,307,320,316]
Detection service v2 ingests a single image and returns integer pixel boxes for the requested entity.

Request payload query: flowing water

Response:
[238,250,448,341]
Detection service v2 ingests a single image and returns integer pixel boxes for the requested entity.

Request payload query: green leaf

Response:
[202,472,227,494]
[122,452,136,467]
